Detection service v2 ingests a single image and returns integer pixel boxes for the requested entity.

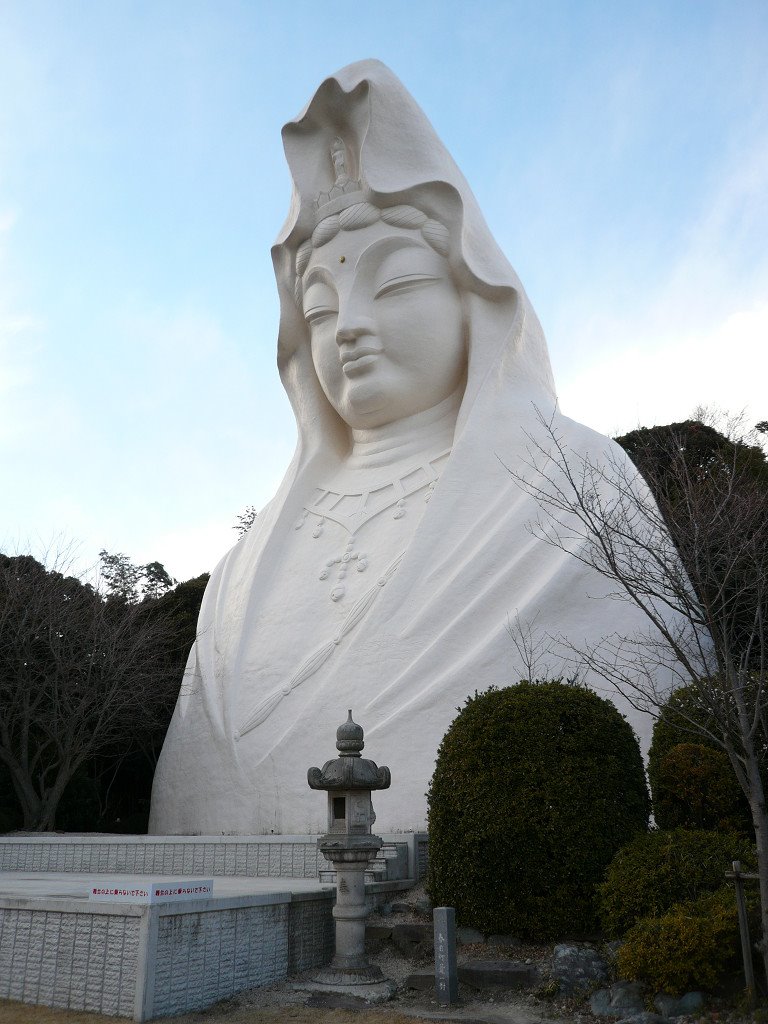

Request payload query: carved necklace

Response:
[235,448,451,740]
[294,448,449,601]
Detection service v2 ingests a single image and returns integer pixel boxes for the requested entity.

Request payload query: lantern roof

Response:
[307,711,391,792]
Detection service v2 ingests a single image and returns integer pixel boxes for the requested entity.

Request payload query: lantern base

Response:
[294,969,397,1003]
[316,962,384,983]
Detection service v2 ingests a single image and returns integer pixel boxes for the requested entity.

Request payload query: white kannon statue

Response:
[150,60,676,835]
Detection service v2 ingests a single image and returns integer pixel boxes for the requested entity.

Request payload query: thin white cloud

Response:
[559,301,768,436]
[136,520,236,583]
[553,128,768,436]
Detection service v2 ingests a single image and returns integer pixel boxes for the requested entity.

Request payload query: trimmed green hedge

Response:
[618,886,756,995]
[426,681,649,939]
[648,686,751,832]
[656,743,750,833]
[598,827,753,937]
[647,686,720,807]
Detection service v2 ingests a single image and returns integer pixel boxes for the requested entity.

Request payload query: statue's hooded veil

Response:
[271,59,557,466]
[150,60,666,836]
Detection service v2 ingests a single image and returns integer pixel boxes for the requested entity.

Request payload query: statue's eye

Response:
[305,306,338,325]
[374,274,439,299]
[303,281,338,325]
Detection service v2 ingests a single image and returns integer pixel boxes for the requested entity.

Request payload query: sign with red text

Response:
[88,879,214,904]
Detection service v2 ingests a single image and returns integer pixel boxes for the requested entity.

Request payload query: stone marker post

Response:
[729,860,756,1005]
[305,711,394,999]
[433,906,458,1004]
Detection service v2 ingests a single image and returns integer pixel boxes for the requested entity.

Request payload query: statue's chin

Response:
[330,375,464,433]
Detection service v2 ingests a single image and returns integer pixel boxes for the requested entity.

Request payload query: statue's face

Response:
[302,219,465,430]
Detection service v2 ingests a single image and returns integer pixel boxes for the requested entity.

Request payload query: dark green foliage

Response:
[152,573,209,639]
[655,743,750,834]
[598,827,753,937]
[615,420,768,670]
[0,764,22,833]
[616,420,768,494]
[0,555,208,833]
[55,770,102,831]
[98,550,177,602]
[647,685,721,801]
[143,561,177,600]
[648,686,754,833]
[426,681,649,939]
[618,885,755,996]
[79,573,209,832]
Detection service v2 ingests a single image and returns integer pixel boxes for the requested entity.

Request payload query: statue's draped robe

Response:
[150,61,682,834]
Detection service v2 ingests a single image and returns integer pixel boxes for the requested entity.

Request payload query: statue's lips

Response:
[341,349,381,376]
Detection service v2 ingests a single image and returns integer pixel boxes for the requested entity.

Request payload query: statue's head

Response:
[294,160,466,428]
[272,60,556,447]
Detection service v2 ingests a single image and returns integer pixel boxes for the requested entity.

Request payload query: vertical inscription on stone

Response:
[433,906,458,1004]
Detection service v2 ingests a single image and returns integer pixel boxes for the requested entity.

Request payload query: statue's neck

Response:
[345,392,460,473]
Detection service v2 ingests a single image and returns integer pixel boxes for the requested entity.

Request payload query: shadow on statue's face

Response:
[303,219,466,431]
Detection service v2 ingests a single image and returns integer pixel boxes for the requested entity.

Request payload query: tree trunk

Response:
[5,761,44,831]
[746,754,768,987]
[5,756,73,832]
[36,763,76,831]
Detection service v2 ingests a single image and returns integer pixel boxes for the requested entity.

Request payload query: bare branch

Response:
[505,407,768,977]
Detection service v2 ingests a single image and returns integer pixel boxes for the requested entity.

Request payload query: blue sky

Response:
[1,0,766,582]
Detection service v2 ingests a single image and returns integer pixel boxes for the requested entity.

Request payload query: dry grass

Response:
[0,1005,122,1024]
[0,1002,432,1024]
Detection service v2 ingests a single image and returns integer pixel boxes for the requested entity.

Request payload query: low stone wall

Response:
[0,832,428,881]
[0,835,325,879]
[0,900,142,1016]
[0,889,335,1020]
[287,892,335,974]
[0,833,423,1019]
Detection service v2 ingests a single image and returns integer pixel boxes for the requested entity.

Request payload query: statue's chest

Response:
[229,478,433,742]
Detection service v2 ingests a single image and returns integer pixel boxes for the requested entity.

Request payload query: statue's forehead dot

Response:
[339,256,346,264]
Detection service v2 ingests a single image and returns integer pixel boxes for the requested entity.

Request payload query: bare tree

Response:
[0,553,181,830]
[233,506,258,539]
[508,410,768,979]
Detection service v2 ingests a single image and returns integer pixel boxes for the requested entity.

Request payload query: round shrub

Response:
[648,685,761,832]
[647,686,721,810]
[655,743,750,833]
[618,886,756,995]
[598,827,754,937]
[426,681,649,939]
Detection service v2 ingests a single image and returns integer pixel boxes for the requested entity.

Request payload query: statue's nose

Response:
[336,316,374,346]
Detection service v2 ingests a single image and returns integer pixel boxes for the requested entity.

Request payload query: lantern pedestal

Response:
[317,838,383,982]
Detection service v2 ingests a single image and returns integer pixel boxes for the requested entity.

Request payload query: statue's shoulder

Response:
[202,496,277,600]
[554,412,636,469]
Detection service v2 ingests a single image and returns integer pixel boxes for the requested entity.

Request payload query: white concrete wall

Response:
[0,901,141,1016]
[0,832,427,881]
[0,890,337,1020]
[145,897,291,1019]
[0,835,325,879]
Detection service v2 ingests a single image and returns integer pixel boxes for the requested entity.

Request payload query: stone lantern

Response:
[307,711,392,992]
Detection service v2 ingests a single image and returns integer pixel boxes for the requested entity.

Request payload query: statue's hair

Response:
[294,202,450,305]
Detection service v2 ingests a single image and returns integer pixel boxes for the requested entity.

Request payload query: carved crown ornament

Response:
[312,137,366,221]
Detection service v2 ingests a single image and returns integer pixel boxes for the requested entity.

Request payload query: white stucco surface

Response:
[150,60,687,836]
